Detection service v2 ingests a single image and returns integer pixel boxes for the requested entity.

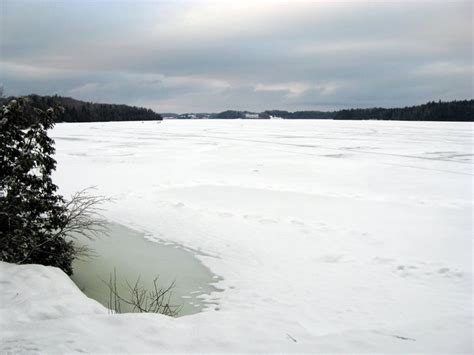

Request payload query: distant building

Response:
[244,113,259,119]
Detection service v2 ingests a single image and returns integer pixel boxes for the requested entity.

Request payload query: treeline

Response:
[207,100,473,121]
[3,95,471,122]
[211,110,261,119]
[334,100,473,122]
[209,110,335,119]
[0,95,162,122]
[260,110,335,119]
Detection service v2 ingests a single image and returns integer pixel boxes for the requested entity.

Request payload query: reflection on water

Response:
[70,223,221,316]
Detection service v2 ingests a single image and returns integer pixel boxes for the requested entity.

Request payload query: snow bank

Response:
[1,261,470,353]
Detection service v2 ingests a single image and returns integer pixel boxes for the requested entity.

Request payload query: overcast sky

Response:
[1,0,472,113]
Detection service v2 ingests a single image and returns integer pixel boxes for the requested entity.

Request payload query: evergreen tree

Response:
[0,98,76,274]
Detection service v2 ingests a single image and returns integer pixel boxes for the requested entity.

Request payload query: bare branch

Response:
[17,187,110,265]
[102,271,182,317]
[59,187,112,240]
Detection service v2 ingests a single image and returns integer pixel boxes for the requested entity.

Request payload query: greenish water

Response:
[70,223,221,316]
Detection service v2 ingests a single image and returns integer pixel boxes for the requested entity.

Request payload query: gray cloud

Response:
[1,0,472,113]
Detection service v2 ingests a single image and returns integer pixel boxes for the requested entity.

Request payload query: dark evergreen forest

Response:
[2,95,471,122]
[333,100,473,122]
[212,100,473,121]
[0,95,162,122]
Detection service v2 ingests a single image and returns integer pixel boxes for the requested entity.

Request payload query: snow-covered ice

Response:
[1,119,472,353]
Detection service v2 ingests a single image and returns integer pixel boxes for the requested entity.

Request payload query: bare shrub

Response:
[62,187,111,238]
[104,269,182,317]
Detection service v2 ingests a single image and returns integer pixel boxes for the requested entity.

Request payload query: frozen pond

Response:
[71,223,221,316]
[51,119,473,352]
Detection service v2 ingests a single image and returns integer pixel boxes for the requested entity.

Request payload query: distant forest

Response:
[208,110,334,119]
[333,100,473,122]
[1,95,472,122]
[210,100,472,121]
[0,95,162,122]
[260,110,335,120]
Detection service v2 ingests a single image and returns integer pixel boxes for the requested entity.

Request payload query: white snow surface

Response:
[1,119,472,353]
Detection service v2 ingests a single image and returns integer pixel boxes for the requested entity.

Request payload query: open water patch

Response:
[70,222,221,316]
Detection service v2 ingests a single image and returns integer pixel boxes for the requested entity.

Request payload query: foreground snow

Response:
[2,120,472,353]
[1,262,470,353]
